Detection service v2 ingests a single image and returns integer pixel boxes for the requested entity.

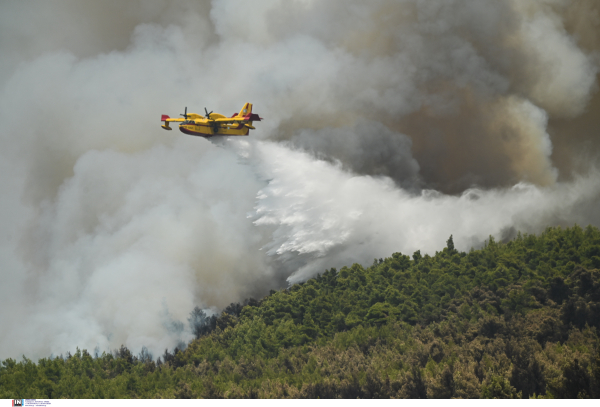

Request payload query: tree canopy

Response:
[2,225,599,398]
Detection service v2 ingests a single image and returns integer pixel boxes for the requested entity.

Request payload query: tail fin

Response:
[237,103,252,118]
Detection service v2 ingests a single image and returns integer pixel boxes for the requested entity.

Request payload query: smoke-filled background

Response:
[1,0,600,360]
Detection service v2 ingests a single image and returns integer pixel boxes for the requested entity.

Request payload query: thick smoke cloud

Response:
[0,0,599,360]
[289,121,421,190]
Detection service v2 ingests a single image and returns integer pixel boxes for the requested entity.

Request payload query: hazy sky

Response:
[1,0,599,360]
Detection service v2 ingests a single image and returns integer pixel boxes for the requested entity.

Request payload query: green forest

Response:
[1,225,600,398]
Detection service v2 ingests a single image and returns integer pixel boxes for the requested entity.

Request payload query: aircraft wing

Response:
[212,117,257,129]
[214,115,262,123]
[214,117,246,123]
[161,114,184,130]
[162,115,184,123]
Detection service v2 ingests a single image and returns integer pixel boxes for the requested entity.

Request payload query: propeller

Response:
[203,108,218,133]
[180,107,189,121]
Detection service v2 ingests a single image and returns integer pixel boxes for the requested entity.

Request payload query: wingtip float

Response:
[160,103,262,137]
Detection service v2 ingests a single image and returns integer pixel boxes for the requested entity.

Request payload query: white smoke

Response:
[0,0,599,360]
[246,141,600,283]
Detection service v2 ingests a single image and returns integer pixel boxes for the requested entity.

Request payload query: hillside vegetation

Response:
[2,226,600,398]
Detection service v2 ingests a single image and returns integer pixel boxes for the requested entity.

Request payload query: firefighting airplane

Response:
[160,103,262,137]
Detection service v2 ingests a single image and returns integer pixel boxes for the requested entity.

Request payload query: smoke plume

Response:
[1,0,599,360]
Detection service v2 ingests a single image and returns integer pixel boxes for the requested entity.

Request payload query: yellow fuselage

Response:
[178,114,250,137]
